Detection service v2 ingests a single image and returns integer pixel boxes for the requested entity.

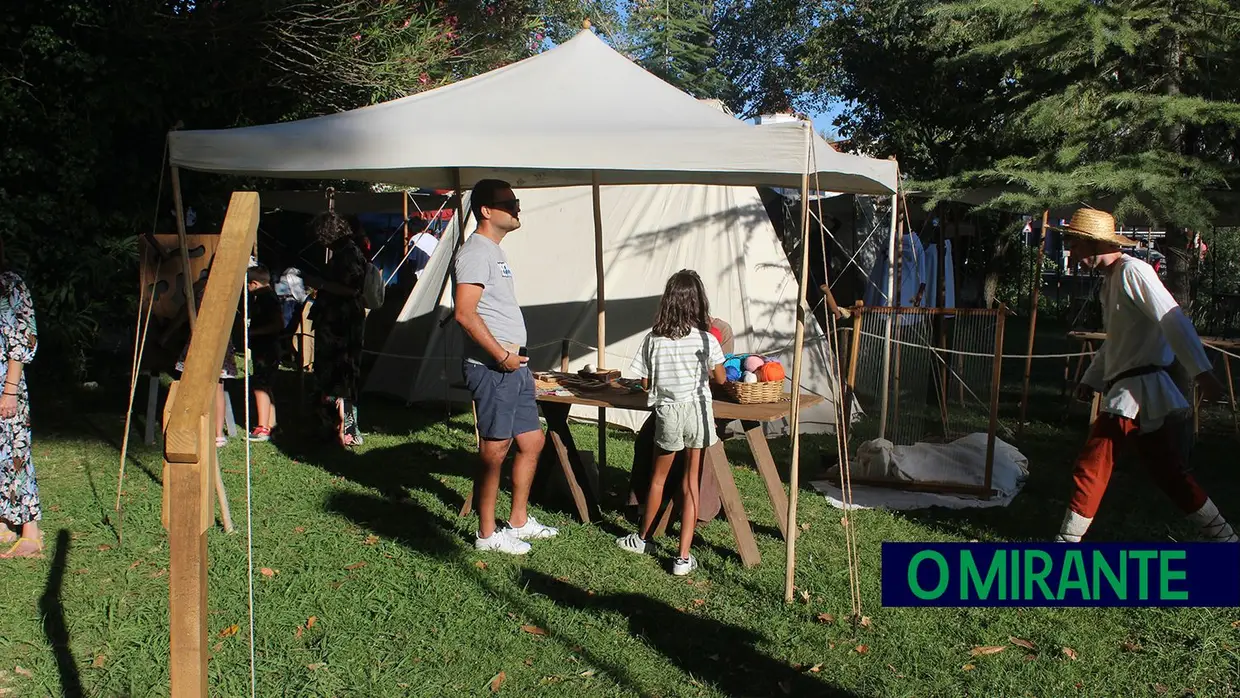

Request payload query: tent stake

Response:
[1019,210,1049,436]
[592,172,607,468]
[784,125,813,603]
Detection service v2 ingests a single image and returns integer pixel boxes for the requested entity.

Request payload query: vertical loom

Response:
[845,305,1007,497]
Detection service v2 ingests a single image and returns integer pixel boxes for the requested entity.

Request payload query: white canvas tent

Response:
[364,184,847,436]
[162,26,899,618]
[168,30,895,195]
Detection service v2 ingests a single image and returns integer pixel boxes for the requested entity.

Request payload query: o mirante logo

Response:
[882,543,1240,607]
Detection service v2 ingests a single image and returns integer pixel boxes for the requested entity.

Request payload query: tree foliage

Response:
[0,0,598,379]
[625,0,725,98]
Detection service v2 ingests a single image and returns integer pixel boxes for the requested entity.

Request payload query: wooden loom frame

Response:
[845,304,1007,498]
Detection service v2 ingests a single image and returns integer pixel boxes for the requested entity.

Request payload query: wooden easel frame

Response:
[163,191,259,697]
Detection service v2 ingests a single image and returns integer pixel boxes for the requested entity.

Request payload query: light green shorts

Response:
[654,401,718,452]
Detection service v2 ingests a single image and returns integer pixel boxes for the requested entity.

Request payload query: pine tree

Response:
[924,0,1240,308]
[627,0,726,99]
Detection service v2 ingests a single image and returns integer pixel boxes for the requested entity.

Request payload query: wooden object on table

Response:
[163,191,257,698]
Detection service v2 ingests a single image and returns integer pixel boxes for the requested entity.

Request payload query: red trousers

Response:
[1069,414,1207,518]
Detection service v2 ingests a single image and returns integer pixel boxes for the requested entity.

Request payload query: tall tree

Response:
[626,0,725,98]
[924,0,1240,309]
[0,0,597,376]
[801,0,1016,177]
[712,0,821,118]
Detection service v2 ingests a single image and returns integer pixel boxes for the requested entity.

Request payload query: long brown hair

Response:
[652,270,710,339]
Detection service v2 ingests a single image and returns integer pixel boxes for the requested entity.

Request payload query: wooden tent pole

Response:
[164,191,258,698]
[1019,210,1049,436]
[170,165,197,330]
[985,304,1007,497]
[889,206,906,440]
[936,205,949,438]
[403,190,411,259]
[784,125,813,603]
[592,172,607,468]
[877,186,900,440]
[117,248,161,517]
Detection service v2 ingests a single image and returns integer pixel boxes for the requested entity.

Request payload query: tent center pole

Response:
[592,172,607,468]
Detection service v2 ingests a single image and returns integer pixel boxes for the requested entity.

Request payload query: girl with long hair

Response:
[618,270,726,575]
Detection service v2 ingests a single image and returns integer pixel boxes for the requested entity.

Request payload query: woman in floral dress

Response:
[0,261,41,558]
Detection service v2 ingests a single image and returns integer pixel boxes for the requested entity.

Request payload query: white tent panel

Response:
[365,184,846,435]
[168,31,896,195]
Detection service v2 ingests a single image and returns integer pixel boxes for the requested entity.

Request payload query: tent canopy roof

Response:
[169,30,897,195]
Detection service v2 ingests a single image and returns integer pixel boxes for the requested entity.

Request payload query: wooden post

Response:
[592,172,607,468]
[889,208,906,440]
[847,303,863,390]
[1019,211,1049,436]
[937,206,949,437]
[877,190,900,439]
[784,125,813,603]
[163,191,258,698]
[402,190,411,259]
[985,305,1006,498]
[169,165,197,331]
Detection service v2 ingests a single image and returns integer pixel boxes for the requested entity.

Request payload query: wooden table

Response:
[1066,331,1239,433]
[535,381,823,568]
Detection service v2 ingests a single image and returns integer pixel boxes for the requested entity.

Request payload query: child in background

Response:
[618,270,726,575]
[246,265,284,441]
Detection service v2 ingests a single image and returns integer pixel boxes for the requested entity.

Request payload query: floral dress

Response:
[0,272,38,526]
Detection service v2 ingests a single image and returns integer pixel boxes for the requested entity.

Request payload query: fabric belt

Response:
[1105,363,1173,392]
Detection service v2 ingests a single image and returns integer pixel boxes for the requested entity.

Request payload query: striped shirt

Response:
[630,329,725,407]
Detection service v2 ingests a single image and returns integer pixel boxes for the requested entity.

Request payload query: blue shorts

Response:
[462,361,541,441]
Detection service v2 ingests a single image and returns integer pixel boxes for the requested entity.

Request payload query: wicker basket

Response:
[718,380,786,404]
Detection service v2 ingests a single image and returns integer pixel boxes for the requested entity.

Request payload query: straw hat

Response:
[1057,208,1137,247]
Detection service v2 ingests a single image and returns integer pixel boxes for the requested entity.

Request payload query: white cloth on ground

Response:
[811,433,1029,511]
[1079,256,1213,432]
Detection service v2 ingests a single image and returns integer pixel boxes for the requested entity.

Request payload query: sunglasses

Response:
[486,198,520,214]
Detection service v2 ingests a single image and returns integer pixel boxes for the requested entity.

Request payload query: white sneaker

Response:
[616,533,649,555]
[505,515,558,540]
[475,529,531,555]
[672,555,698,576]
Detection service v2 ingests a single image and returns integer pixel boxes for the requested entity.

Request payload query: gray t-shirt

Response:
[454,233,527,362]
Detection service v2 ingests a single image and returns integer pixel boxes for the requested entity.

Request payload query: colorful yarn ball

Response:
[723,357,743,374]
[725,366,742,382]
[743,355,765,373]
[758,362,785,383]
[742,371,759,383]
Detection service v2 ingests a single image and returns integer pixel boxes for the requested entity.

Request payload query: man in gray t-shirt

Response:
[453,179,557,555]
[454,234,527,363]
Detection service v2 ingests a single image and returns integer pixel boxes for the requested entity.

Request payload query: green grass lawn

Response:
[3,337,1240,697]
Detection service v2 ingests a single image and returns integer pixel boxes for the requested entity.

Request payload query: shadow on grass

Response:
[41,529,83,698]
[518,569,863,698]
[327,489,861,697]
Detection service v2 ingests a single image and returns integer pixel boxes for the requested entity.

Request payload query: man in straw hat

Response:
[1058,208,1235,542]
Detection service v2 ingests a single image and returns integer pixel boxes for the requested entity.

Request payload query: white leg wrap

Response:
[1187,499,1239,542]
[1054,509,1093,543]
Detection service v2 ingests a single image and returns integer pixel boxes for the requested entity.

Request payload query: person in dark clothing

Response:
[304,212,368,447]
[246,265,284,442]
